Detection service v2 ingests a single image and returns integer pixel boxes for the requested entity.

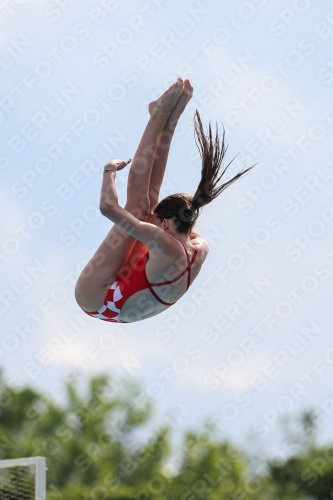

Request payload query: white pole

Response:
[35,457,46,500]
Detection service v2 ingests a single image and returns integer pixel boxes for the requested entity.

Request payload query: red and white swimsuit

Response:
[82,243,198,323]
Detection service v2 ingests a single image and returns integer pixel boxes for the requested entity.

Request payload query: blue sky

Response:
[1,0,333,470]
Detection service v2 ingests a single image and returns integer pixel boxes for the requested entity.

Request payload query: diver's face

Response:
[151,213,161,226]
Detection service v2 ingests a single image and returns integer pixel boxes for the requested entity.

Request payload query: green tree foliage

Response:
[266,411,333,500]
[0,368,332,499]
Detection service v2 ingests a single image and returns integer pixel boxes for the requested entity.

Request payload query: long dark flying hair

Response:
[154,109,256,235]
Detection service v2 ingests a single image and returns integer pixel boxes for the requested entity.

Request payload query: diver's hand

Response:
[104,158,132,172]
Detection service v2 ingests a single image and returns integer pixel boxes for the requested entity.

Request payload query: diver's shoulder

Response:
[190,232,210,259]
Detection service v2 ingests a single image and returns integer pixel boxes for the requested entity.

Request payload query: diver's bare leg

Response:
[148,79,194,212]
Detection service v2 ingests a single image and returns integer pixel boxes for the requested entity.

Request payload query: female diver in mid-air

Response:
[74,77,254,323]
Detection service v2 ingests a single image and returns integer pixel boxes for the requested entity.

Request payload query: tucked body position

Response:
[74,78,254,323]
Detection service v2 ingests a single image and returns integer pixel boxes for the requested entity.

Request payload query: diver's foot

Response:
[148,78,183,118]
[167,79,193,122]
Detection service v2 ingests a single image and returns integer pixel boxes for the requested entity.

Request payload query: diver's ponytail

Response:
[153,110,256,235]
[191,109,255,217]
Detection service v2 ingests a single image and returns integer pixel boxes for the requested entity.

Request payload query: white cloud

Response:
[201,50,330,149]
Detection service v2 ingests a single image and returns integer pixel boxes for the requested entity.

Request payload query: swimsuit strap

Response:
[184,243,198,290]
[148,285,176,306]
[150,244,198,290]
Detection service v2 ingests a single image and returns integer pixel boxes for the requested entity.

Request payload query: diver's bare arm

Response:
[190,228,202,240]
[190,229,210,256]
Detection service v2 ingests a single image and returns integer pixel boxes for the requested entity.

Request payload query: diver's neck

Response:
[168,231,190,245]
